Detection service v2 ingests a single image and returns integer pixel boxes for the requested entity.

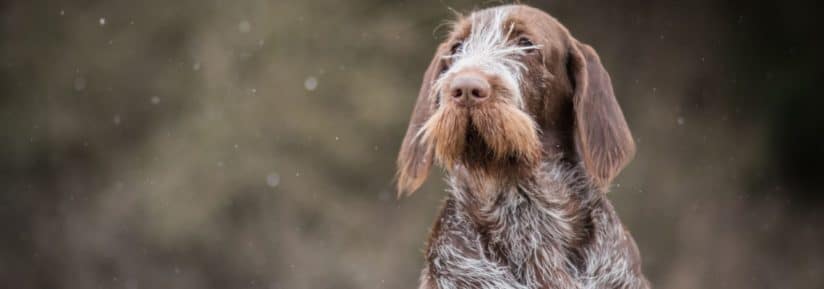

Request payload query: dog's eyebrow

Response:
[505,23,516,39]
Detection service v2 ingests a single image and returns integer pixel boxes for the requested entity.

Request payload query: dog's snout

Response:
[448,74,491,106]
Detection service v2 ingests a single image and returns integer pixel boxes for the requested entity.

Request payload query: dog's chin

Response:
[420,102,542,177]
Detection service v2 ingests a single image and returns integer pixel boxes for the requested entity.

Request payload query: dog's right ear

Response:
[396,43,447,197]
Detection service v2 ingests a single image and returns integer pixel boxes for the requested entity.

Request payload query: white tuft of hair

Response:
[435,7,539,109]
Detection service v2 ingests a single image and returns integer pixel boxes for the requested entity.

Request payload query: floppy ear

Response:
[568,41,636,191]
[396,44,447,196]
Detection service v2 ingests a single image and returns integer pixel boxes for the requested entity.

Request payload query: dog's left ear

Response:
[568,40,635,191]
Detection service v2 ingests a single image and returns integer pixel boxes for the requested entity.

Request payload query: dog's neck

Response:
[446,159,595,274]
[446,164,514,207]
[447,156,587,208]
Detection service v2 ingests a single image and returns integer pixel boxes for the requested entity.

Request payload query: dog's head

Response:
[397,5,635,195]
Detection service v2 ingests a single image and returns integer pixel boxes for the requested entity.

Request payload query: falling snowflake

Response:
[238,20,251,33]
[304,76,318,91]
[99,17,106,26]
[266,173,280,188]
[150,96,160,104]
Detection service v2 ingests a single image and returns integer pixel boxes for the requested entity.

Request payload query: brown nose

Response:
[448,74,491,106]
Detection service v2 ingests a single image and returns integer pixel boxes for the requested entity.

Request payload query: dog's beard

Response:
[419,100,541,175]
[419,104,469,169]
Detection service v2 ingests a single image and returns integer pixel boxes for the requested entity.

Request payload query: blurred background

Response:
[2,0,823,288]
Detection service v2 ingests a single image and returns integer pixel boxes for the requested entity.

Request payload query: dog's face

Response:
[397,5,635,195]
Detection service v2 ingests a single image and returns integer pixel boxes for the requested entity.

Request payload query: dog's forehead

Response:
[472,5,546,21]
[448,6,561,41]
[459,6,550,30]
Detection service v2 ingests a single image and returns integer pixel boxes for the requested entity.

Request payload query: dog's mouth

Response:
[461,120,521,171]
[419,101,541,174]
[462,120,488,166]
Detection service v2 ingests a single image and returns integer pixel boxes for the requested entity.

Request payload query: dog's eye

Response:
[518,37,534,48]
[450,41,463,55]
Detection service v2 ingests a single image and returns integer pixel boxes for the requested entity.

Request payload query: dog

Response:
[396,5,650,289]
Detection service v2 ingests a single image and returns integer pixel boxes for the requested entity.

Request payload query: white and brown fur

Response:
[397,5,649,289]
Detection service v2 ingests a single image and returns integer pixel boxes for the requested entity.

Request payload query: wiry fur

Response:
[398,4,649,289]
[418,95,541,173]
[417,7,542,176]
[434,7,537,109]
[418,103,470,169]
[420,161,649,289]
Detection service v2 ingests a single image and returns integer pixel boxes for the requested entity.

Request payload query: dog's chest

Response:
[477,191,579,277]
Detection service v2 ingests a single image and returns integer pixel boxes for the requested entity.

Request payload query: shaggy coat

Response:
[397,5,649,289]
